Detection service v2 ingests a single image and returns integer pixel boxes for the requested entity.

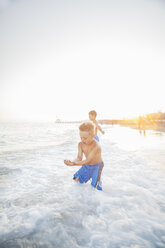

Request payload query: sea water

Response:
[0,122,165,248]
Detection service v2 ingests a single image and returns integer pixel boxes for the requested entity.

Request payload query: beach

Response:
[0,122,165,248]
[121,122,165,134]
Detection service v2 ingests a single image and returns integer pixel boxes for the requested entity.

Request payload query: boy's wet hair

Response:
[89,110,97,117]
[79,121,95,136]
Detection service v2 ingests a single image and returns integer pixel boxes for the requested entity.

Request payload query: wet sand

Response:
[120,124,165,175]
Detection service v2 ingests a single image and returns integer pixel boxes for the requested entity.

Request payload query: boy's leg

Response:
[91,164,104,190]
[73,165,90,184]
[73,177,79,182]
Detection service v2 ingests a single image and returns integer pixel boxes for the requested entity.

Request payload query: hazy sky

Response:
[0,0,165,121]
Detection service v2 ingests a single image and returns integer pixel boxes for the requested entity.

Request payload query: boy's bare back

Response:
[89,110,105,136]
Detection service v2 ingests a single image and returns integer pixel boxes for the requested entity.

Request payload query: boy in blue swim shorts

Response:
[64,121,104,190]
[88,110,105,142]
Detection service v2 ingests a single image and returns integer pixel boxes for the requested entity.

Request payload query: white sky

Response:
[0,0,165,121]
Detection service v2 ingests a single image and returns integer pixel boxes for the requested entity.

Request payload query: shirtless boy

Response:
[89,110,105,142]
[64,121,104,190]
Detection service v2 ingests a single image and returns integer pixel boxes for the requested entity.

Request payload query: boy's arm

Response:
[66,146,99,166]
[73,142,83,163]
[95,121,105,134]
[64,142,83,166]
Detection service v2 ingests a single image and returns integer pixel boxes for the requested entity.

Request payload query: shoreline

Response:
[119,123,165,133]
[98,119,165,133]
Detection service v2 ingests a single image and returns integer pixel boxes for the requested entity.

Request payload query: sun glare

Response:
[0,0,164,122]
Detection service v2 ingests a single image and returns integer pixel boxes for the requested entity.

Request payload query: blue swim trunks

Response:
[73,162,104,190]
[94,135,99,142]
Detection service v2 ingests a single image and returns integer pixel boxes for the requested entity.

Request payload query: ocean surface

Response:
[0,122,165,248]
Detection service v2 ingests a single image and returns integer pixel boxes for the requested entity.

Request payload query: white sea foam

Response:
[0,123,165,248]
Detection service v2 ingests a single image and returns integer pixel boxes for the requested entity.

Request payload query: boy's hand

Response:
[64,160,75,166]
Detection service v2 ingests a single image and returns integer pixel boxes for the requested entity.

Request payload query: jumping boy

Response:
[64,121,104,190]
[89,110,105,142]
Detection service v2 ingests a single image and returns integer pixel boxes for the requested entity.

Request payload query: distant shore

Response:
[120,123,165,133]
[98,120,165,133]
